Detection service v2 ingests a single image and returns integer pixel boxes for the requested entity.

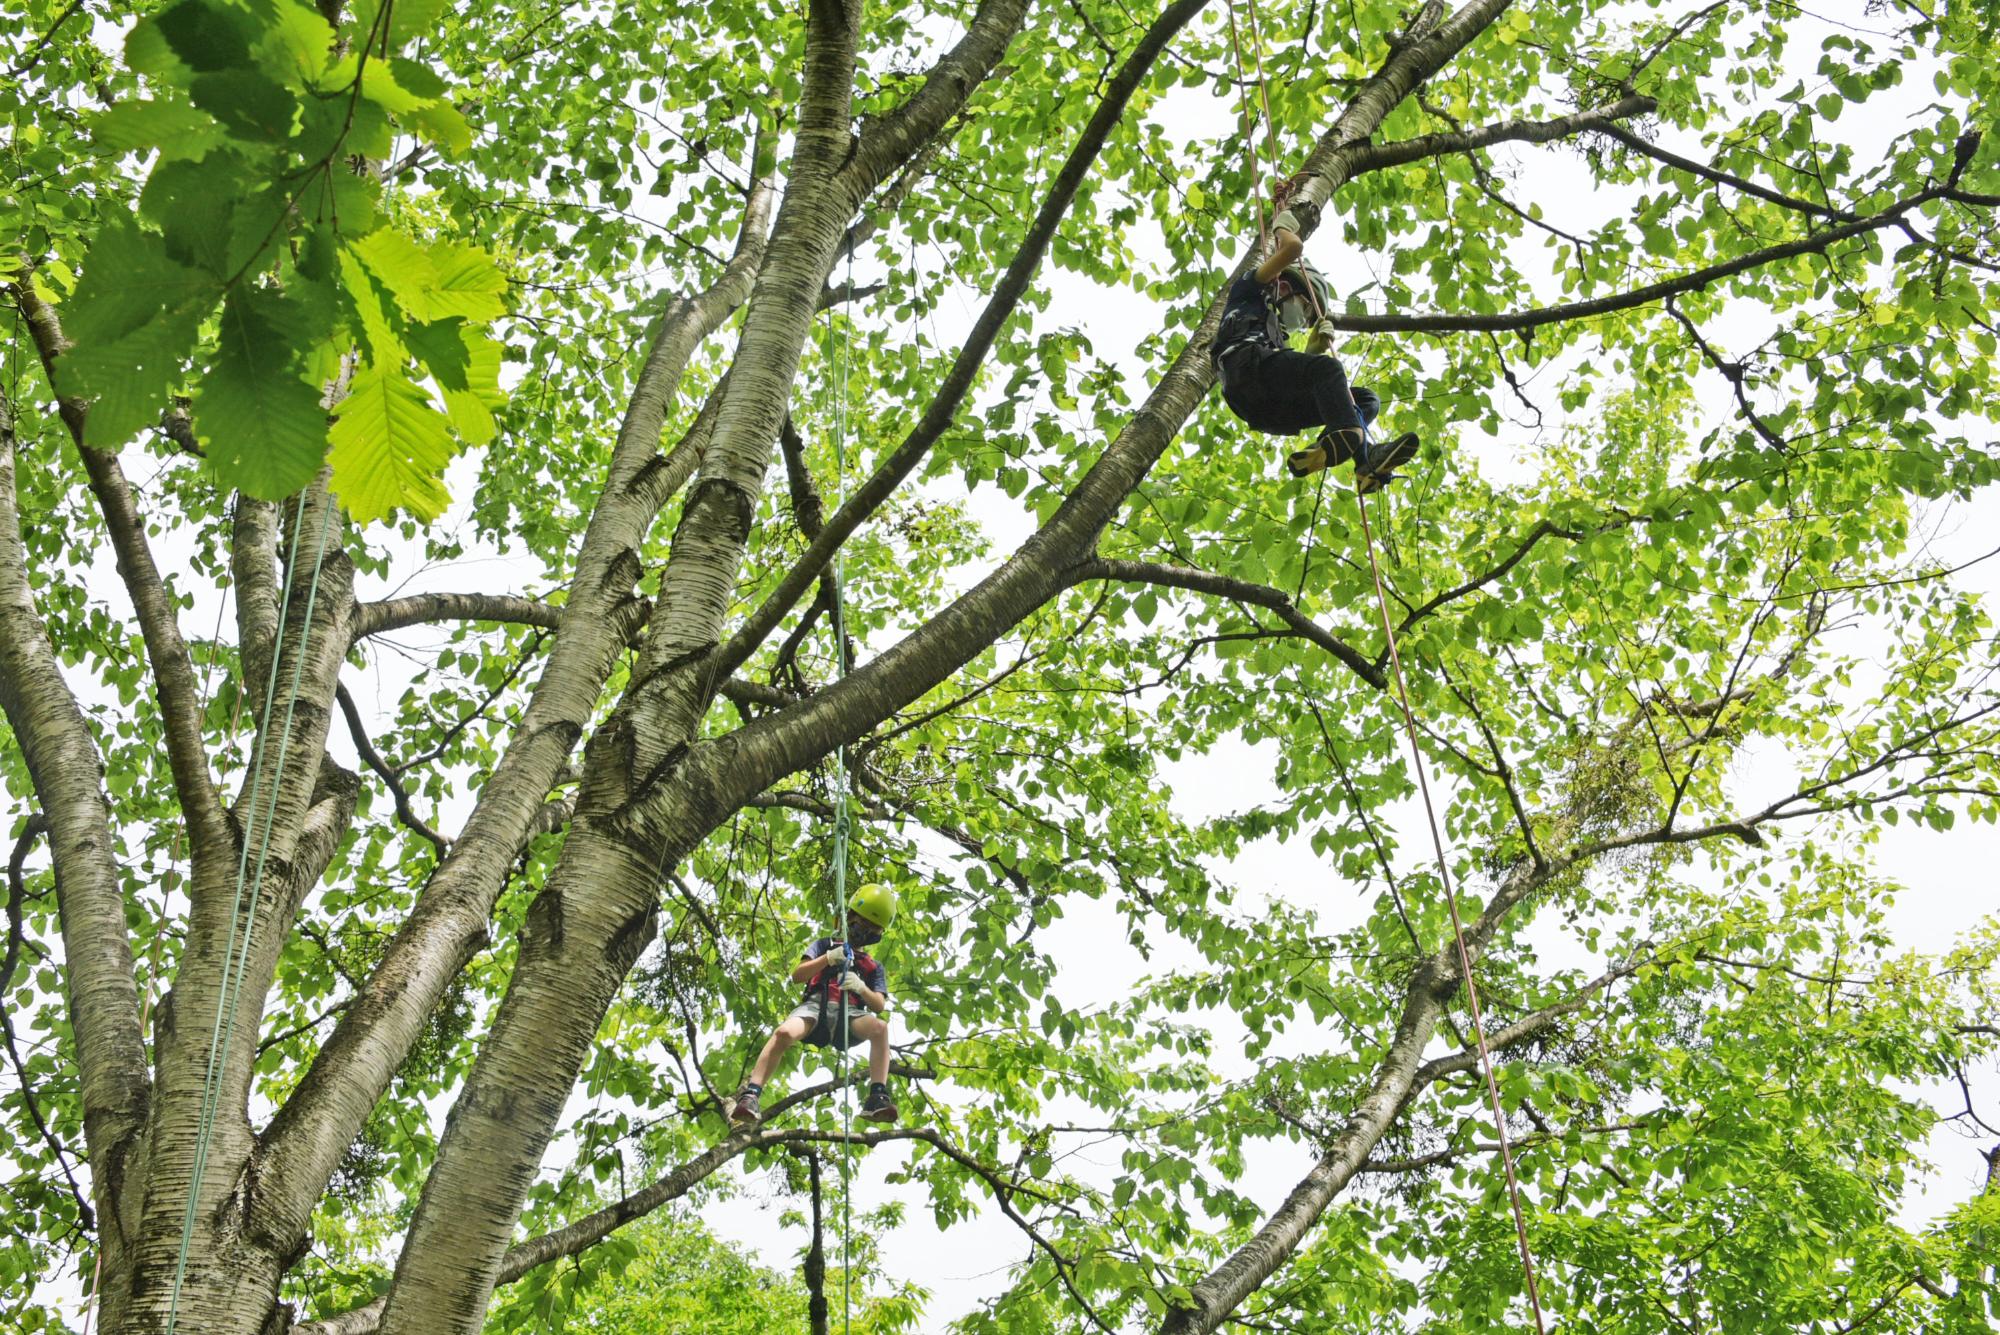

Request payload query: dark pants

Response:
[1220,346,1379,438]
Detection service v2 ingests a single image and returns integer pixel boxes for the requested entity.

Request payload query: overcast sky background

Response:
[16,2,1999,1330]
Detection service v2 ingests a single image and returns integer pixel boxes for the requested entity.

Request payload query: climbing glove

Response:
[1272,207,1300,237]
[840,971,870,998]
[1305,318,1336,356]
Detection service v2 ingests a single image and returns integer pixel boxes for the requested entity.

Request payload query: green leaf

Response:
[91,99,228,162]
[189,69,298,141]
[195,287,330,500]
[328,364,456,523]
[348,228,441,322]
[154,0,256,72]
[252,0,337,88]
[53,214,219,448]
[423,241,507,322]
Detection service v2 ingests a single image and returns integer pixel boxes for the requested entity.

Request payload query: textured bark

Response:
[717,0,1214,679]
[250,157,781,1261]
[371,3,1033,1329]
[109,483,359,1335]
[0,391,152,1306]
[13,279,225,852]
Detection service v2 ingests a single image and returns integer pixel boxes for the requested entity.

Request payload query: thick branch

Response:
[716,0,1215,681]
[352,593,563,642]
[0,387,150,1229]
[848,0,1033,187]
[1073,557,1384,687]
[1345,92,1655,176]
[253,139,782,1249]
[13,278,226,848]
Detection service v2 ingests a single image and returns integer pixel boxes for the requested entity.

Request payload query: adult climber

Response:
[730,882,901,1126]
[1212,204,1417,489]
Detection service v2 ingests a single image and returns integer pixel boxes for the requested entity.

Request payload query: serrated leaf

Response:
[91,99,228,162]
[423,241,506,322]
[328,364,455,523]
[154,0,255,71]
[251,0,337,89]
[442,331,502,445]
[404,99,471,156]
[190,69,297,140]
[349,0,453,50]
[196,288,328,499]
[348,228,440,322]
[54,215,219,448]
[338,248,405,365]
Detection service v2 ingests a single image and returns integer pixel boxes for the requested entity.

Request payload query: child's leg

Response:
[849,1014,892,1084]
[750,1016,812,1086]
[1303,357,1365,435]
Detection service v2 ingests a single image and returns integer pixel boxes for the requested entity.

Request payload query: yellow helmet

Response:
[848,882,899,930]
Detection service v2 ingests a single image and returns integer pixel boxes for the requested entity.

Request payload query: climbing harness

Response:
[167,491,338,1335]
[1221,0,1549,1324]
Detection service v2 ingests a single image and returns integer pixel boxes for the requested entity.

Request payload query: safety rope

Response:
[821,252,859,1335]
[1217,0,1548,1321]
[166,490,337,1335]
[1352,473,1549,1331]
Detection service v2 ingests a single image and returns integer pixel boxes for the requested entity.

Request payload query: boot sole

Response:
[1356,432,1420,494]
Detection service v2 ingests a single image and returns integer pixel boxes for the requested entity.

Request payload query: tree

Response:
[3,0,1999,1332]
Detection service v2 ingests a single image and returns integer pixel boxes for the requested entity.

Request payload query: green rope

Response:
[166,491,337,1335]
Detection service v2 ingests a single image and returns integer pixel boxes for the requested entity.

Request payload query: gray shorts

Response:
[786,998,873,1049]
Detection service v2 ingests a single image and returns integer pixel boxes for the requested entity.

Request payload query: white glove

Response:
[840,971,869,998]
[1272,207,1301,236]
[1305,318,1335,355]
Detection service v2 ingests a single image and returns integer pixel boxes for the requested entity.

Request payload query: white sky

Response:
[16,3,2000,1331]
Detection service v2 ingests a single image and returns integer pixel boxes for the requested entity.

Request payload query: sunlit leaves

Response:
[327,363,456,523]
[52,0,506,519]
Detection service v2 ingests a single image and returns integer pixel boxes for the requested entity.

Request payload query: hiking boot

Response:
[1354,431,1419,495]
[1286,426,1364,478]
[729,1086,762,1124]
[859,1083,898,1124]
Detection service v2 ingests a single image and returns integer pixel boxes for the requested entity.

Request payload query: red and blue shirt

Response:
[802,938,887,1005]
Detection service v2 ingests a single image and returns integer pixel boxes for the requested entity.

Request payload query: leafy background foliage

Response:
[3,0,1999,1331]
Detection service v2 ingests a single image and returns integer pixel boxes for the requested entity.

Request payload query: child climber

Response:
[731,882,901,1126]
[1212,205,1417,489]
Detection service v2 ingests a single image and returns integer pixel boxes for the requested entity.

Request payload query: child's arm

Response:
[1254,209,1303,286]
[839,970,889,1013]
[791,945,843,986]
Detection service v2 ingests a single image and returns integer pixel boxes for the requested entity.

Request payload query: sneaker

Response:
[729,1086,762,1124]
[1354,431,1419,495]
[1286,426,1363,479]
[859,1084,898,1124]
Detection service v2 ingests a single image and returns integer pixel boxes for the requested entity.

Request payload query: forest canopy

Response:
[2,0,1998,1331]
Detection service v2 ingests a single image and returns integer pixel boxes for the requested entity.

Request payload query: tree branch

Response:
[335,683,450,855]
[12,277,227,848]
[0,386,150,1229]
[716,0,1216,682]
[1343,92,1656,176]
[352,593,563,643]
[1322,182,1967,334]
[1071,557,1385,687]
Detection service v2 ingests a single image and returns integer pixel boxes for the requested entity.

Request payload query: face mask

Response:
[848,917,882,947]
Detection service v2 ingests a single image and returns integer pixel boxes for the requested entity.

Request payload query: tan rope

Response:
[1352,482,1550,1332]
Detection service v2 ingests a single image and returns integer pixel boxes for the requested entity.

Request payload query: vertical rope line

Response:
[1352,477,1548,1332]
[167,491,337,1335]
[821,251,858,1335]
[1223,0,1270,248]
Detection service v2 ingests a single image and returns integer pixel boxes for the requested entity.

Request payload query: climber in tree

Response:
[1212,204,1417,489]
[731,882,901,1126]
